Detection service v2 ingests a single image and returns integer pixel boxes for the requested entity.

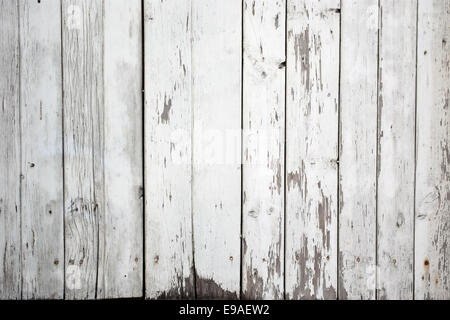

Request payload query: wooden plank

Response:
[62,0,103,299]
[97,0,143,299]
[242,0,285,300]
[285,0,340,300]
[144,0,194,299]
[192,0,242,299]
[19,0,64,299]
[376,0,416,300]
[415,0,450,300]
[339,0,378,300]
[0,0,21,300]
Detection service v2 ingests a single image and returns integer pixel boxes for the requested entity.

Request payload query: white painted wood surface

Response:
[0,0,21,300]
[191,0,242,299]
[144,0,195,299]
[98,0,143,299]
[376,0,416,300]
[0,0,449,301]
[19,0,64,299]
[63,0,143,299]
[339,0,378,300]
[62,0,104,299]
[242,0,285,300]
[286,0,340,300]
[415,0,450,300]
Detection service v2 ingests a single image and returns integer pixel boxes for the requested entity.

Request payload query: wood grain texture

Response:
[144,0,195,299]
[19,0,64,299]
[192,0,242,299]
[0,0,21,300]
[242,0,285,300]
[339,0,378,300]
[415,0,450,300]
[285,0,340,300]
[62,0,104,299]
[97,0,143,299]
[376,0,416,300]
[0,0,449,301]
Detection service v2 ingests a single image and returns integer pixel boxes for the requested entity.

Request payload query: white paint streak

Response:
[415,0,450,300]
[286,0,340,300]
[192,0,242,298]
[98,0,143,299]
[242,0,285,300]
[0,0,21,300]
[19,0,64,299]
[144,0,194,299]
[339,0,378,300]
[377,0,416,300]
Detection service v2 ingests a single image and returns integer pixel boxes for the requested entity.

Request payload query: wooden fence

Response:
[0,0,448,300]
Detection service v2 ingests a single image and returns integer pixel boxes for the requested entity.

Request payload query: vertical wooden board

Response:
[19,0,64,299]
[285,0,340,300]
[0,0,21,300]
[62,0,103,299]
[415,0,450,300]
[339,0,378,300]
[242,0,285,300]
[144,0,194,299]
[97,0,143,299]
[192,0,242,299]
[376,0,416,300]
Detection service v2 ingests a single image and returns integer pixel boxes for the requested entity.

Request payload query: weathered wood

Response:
[97,0,143,299]
[285,0,340,300]
[0,0,448,301]
[241,0,285,300]
[415,0,450,300]
[19,0,64,299]
[376,0,416,300]
[339,0,378,300]
[62,0,104,299]
[144,0,195,299]
[0,0,21,300]
[192,0,242,299]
